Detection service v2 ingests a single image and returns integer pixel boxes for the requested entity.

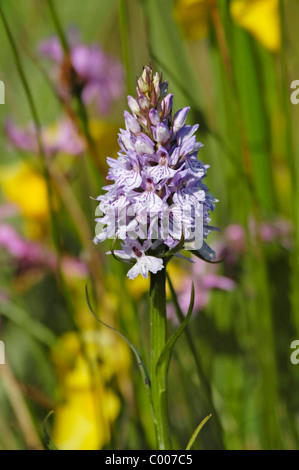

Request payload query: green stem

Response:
[149,268,171,450]
[46,0,68,53]
[118,0,134,95]
[74,94,98,159]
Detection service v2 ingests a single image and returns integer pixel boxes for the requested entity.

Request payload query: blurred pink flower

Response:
[252,219,292,248]
[0,289,9,304]
[61,256,88,279]
[0,224,55,267]
[167,217,292,321]
[215,219,293,267]
[39,30,124,114]
[224,224,246,252]
[4,118,85,157]
[0,203,19,220]
[0,224,88,279]
[167,258,236,321]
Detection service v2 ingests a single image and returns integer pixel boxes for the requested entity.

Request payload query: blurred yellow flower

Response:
[51,330,131,450]
[0,162,48,219]
[0,162,50,238]
[126,274,149,300]
[174,0,210,40]
[230,0,280,52]
[89,120,121,171]
[52,358,120,451]
[166,262,188,299]
[174,0,281,51]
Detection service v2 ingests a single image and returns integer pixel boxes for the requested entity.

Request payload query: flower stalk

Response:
[149,268,171,450]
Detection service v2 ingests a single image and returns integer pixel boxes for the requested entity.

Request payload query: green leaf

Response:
[85,285,152,399]
[156,282,194,376]
[190,252,223,264]
[232,24,276,210]
[186,414,212,450]
[110,239,134,265]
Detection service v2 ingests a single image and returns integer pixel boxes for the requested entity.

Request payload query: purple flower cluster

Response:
[94,67,217,279]
[39,29,124,114]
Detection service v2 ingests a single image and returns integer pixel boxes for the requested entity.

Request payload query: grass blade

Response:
[186,414,212,450]
[43,411,59,451]
[0,303,57,348]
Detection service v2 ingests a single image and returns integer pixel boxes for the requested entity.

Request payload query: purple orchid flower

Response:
[94,66,217,279]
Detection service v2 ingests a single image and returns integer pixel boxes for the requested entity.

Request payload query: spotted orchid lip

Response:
[132,246,143,258]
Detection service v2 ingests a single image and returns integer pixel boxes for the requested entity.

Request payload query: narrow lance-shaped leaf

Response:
[156,281,195,376]
[189,251,223,264]
[85,285,152,400]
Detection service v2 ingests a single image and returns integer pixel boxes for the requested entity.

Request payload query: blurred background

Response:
[0,0,299,450]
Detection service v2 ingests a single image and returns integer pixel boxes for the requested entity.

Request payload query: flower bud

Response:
[128,96,140,115]
[173,107,190,132]
[138,94,150,110]
[156,123,171,144]
[138,77,149,93]
[124,111,141,133]
[161,94,173,117]
[160,81,168,98]
[135,136,154,156]
[149,108,160,126]
[142,66,152,85]
[153,72,160,97]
